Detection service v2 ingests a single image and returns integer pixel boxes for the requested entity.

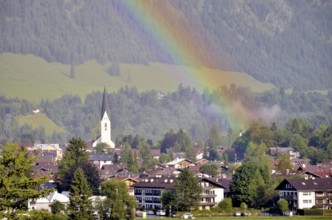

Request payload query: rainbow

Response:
[111,0,256,131]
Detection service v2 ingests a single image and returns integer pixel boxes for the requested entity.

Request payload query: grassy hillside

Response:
[17,113,66,136]
[0,53,274,103]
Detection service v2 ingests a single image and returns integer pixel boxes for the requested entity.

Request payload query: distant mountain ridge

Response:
[0,0,331,90]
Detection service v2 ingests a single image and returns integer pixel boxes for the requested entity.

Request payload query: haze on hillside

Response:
[0,0,331,93]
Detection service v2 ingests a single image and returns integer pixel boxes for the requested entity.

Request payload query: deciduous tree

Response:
[218,197,233,212]
[277,199,288,214]
[100,179,137,220]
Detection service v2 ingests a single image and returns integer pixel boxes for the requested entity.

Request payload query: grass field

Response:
[145,217,331,220]
[0,53,274,103]
[17,113,66,136]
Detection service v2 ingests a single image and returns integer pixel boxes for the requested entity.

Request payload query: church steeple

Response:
[101,87,109,120]
[92,87,115,148]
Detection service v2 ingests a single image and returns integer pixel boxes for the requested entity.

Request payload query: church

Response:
[92,88,115,148]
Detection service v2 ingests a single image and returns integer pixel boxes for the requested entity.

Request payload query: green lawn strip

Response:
[0,53,273,103]
[144,217,331,220]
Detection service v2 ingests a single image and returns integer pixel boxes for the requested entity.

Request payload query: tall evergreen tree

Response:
[68,168,93,220]
[0,143,49,216]
[58,137,89,176]
[57,137,89,191]
[175,168,202,211]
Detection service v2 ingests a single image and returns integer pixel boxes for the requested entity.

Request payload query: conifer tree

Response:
[57,137,89,191]
[68,167,93,219]
[175,168,202,211]
[0,143,49,215]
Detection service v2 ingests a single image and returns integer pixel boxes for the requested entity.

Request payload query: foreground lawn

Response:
[144,217,331,220]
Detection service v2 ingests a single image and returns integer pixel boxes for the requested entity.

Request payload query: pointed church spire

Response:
[101,87,109,119]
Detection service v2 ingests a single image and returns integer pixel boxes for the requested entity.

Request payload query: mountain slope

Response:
[0,0,331,90]
[0,53,273,103]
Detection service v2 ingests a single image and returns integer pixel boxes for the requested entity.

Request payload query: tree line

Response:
[0,85,331,147]
[0,0,331,89]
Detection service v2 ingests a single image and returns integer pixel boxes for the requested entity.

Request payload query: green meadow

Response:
[17,113,66,136]
[146,217,330,220]
[0,53,274,135]
[0,53,274,103]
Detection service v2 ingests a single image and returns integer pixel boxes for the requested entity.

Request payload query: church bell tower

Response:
[93,87,115,148]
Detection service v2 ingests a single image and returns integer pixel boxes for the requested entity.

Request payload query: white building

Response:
[93,88,115,148]
[133,176,175,210]
[28,191,69,211]
[275,178,332,210]
[198,178,226,210]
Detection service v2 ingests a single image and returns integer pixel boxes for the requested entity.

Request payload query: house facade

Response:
[166,158,196,169]
[89,153,113,169]
[132,175,226,211]
[198,178,225,210]
[275,178,332,210]
[133,176,175,210]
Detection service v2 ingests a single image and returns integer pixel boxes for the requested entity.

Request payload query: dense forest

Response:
[0,0,331,90]
[1,85,331,146]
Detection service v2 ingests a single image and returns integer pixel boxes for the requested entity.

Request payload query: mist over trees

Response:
[0,85,332,147]
[0,0,331,90]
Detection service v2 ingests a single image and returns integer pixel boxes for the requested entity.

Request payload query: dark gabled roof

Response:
[133,177,176,189]
[199,177,226,188]
[101,87,110,119]
[89,153,113,161]
[275,178,332,191]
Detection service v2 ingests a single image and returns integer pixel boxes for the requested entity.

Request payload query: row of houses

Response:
[25,142,332,213]
[30,168,332,212]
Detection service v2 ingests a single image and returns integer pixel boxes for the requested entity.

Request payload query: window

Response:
[303,200,312,204]
[303,192,311,196]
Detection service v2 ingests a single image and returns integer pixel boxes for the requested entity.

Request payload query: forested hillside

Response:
[0,0,331,90]
[1,85,331,145]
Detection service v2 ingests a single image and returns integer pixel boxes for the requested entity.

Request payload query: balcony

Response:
[200,202,216,206]
[316,192,325,197]
[144,192,161,196]
[144,200,161,204]
[200,194,216,198]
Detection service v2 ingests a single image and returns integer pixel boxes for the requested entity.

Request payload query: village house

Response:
[275,178,332,210]
[150,149,161,160]
[132,174,227,211]
[166,158,196,169]
[113,176,139,196]
[198,178,226,210]
[269,147,300,159]
[297,164,332,179]
[28,191,69,211]
[99,163,129,180]
[195,147,204,160]
[89,153,113,169]
[133,176,176,210]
